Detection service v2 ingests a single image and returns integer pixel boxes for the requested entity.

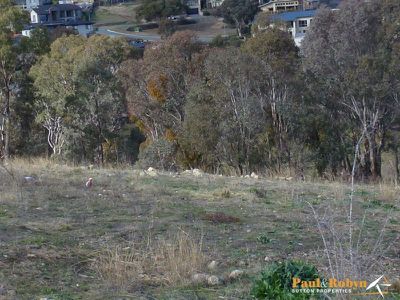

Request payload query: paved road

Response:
[96,27,216,43]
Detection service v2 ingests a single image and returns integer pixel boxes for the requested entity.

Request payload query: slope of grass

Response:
[0,159,399,299]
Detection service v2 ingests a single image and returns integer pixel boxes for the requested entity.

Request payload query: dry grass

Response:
[377,183,400,202]
[202,212,241,224]
[92,244,153,289]
[92,231,206,290]
[1,158,399,299]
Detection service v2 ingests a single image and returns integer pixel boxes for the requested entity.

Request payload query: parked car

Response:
[129,40,146,49]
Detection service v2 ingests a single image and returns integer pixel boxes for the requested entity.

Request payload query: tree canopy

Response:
[137,0,187,22]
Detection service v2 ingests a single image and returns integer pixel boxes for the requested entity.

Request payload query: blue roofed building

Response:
[268,9,317,46]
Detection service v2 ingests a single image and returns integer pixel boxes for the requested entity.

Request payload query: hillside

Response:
[0,160,399,299]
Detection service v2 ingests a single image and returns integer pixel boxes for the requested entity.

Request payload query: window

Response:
[298,20,308,27]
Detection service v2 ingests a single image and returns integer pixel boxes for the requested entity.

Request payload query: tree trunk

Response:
[4,115,10,160]
[2,88,11,161]
[395,148,399,184]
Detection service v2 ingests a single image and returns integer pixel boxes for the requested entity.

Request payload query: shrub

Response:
[176,17,196,25]
[126,23,159,32]
[137,138,177,170]
[251,260,320,299]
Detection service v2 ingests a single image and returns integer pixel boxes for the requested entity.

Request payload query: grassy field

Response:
[93,3,140,26]
[0,160,399,299]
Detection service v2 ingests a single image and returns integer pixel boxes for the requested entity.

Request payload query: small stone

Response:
[207,260,217,271]
[264,256,271,262]
[207,275,220,286]
[246,229,251,233]
[192,273,209,284]
[146,167,158,177]
[245,175,250,178]
[23,176,35,183]
[229,269,244,280]
[192,168,204,177]
[250,172,259,179]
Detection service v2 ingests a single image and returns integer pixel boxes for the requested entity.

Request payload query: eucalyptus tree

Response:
[302,0,400,180]
[0,0,27,159]
[31,35,132,163]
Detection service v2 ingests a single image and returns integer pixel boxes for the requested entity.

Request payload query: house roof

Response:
[259,0,299,8]
[269,9,317,22]
[32,4,82,15]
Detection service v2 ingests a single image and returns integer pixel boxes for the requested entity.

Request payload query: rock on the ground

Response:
[192,273,209,284]
[207,275,220,286]
[183,168,204,177]
[250,172,259,179]
[229,269,244,280]
[146,167,158,177]
[207,260,217,271]
[192,168,204,177]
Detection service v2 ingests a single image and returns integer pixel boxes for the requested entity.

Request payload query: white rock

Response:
[146,167,158,177]
[245,175,250,178]
[229,269,244,280]
[264,256,271,262]
[207,260,217,271]
[24,176,35,182]
[250,172,259,179]
[207,275,220,286]
[192,273,209,284]
[192,168,204,177]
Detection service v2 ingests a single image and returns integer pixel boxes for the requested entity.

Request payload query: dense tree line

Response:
[1,0,400,181]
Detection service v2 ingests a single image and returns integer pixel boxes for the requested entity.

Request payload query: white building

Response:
[268,9,316,46]
[259,0,300,12]
[22,3,94,37]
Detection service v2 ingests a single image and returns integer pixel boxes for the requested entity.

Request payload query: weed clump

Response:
[251,260,319,299]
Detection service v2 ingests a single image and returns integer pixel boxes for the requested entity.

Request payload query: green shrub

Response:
[251,260,320,299]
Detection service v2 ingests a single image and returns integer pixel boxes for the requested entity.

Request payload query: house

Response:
[259,0,301,13]
[259,0,340,13]
[185,0,201,14]
[22,3,94,37]
[15,0,51,10]
[302,0,319,9]
[184,0,224,15]
[268,9,317,46]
